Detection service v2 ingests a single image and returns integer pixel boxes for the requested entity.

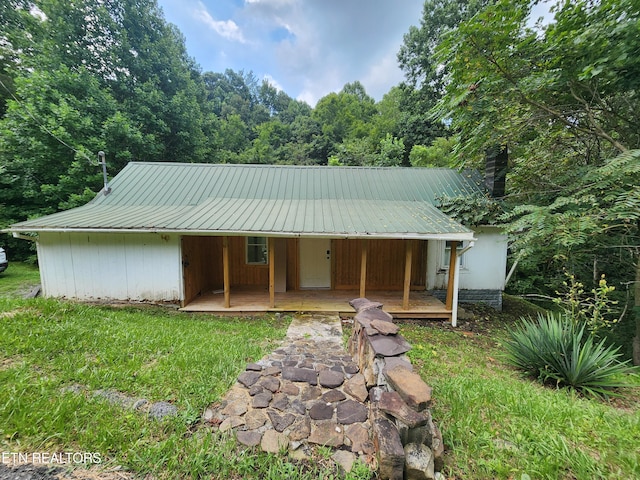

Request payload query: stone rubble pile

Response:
[348,298,445,480]
[203,332,376,472]
[204,307,445,479]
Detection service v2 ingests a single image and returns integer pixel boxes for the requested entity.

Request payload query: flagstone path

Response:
[202,314,375,472]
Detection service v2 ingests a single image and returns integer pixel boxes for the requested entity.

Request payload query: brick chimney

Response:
[485,145,508,198]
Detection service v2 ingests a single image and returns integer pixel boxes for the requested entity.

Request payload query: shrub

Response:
[504,312,633,397]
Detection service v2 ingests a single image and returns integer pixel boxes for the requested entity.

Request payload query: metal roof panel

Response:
[9,163,483,239]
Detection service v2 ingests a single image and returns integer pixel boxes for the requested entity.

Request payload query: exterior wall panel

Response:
[427,227,508,291]
[37,232,182,301]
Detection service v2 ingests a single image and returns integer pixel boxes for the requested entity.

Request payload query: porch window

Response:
[443,241,466,269]
[246,236,268,265]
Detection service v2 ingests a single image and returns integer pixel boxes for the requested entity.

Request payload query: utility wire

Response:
[0,76,95,164]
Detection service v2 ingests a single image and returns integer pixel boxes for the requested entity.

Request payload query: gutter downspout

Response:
[451,241,475,327]
[12,232,37,242]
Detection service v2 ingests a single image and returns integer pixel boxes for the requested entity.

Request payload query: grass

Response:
[3,265,638,479]
[0,264,372,479]
[401,297,640,480]
[0,262,41,296]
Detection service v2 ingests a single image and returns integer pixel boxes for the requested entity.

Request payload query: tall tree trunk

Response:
[633,258,640,366]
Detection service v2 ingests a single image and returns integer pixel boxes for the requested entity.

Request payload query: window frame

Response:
[443,240,466,270]
[245,236,269,265]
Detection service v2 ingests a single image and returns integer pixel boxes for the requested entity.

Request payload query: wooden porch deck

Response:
[180,288,451,319]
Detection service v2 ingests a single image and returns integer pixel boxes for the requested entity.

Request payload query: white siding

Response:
[426,226,508,291]
[37,232,182,301]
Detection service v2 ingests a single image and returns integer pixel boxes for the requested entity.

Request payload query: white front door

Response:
[299,238,331,288]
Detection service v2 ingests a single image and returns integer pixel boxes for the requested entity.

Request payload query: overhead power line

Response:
[0,76,94,164]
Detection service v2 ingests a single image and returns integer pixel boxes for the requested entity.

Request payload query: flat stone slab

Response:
[221,401,247,417]
[246,363,262,372]
[262,366,282,376]
[383,365,432,411]
[148,401,178,420]
[237,430,262,447]
[308,421,344,447]
[280,381,300,396]
[355,307,394,325]
[301,385,321,401]
[267,410,296,432]
[271,392,290,411]
[332,450,356,473]
[383,356,413,372]
[220,415,244,432]
[370,319,399,336]
[346,423,375,454]
[344,373,368,403]
[322,389,346,403]
[237,371,261,388]
[336,400,368,425]
[378,391,428,428]
[252,391,273,408]
[289,415,311,441]
[349,297,384,312]
[257,376,280,393]
[318,369,344,388]
[309,401,334,420]
[261,429,289,453]
[245,409,268,429]
[368,334,411,357]
[282,367,317,385]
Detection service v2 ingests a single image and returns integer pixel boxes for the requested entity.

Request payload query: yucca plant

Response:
[504,312,633,397]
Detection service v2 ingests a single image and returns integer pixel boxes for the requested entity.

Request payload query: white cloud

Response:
[159,0,424,103]
[360,48,404,100]
[263,74,284,91]
[193,1,246,43]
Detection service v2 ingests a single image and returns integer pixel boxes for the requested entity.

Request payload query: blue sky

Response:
[156,0,424,106]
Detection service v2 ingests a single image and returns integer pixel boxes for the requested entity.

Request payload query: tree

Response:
[409,137,456,167]
[377,134,405,167]
[397,0,493,150]
[0,1,44,116]
[313,82,377,150]
[0,0,214,259]
[433,0,640,360]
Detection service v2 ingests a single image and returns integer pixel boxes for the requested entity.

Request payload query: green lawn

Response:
[1,265,638,479]
[0,264,375,479]
[0,262,41,296]
[402,299,640,480]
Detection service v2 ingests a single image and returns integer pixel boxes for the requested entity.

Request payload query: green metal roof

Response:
[10,163,483,240]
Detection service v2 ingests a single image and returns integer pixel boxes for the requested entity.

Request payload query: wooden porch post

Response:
[403,240,413,310]
[269,238,275,308]
[445,241,458,310]
[222,236,230,308]
[359,239,368,298]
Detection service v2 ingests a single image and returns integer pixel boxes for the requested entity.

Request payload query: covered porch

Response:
[180,288,451,319]
[180,204,474,325]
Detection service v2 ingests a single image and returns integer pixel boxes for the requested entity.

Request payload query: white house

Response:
[8,163,508,325]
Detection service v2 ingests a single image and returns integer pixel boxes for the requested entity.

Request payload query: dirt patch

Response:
[0,356,23,371]
[0,308,39,320]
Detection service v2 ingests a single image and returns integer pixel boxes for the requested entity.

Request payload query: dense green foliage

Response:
[402,302,640,479]
[503,312,633,397]
[421,0,640,361]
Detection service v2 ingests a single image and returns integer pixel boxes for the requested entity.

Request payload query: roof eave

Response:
[9,227,476,242]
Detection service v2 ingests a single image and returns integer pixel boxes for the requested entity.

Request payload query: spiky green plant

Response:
[504,312,633,397]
